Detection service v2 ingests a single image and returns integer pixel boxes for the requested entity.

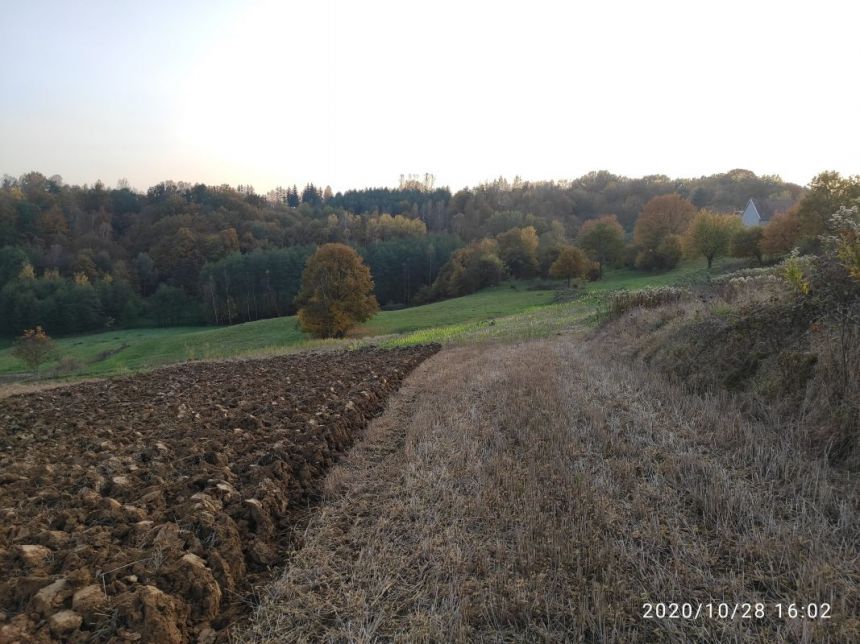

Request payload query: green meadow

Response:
[0,259,722,380]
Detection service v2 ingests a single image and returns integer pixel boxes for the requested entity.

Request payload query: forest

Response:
[0,168,813,336]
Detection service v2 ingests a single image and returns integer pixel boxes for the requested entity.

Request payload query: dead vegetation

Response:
[593,254,860,469]
[238,340,859,642]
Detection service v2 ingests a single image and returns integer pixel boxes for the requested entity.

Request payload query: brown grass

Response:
[236,339,859,642]
[0,376,103,400]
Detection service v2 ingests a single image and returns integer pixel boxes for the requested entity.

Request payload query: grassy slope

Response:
[0,259,720,379]
[0,282,556,377]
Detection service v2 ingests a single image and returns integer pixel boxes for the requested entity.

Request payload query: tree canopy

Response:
[295,244,379,338]
[684,210,743,268]
[549,245,590,287]
[576,214,625,277]
[0,168,806,335]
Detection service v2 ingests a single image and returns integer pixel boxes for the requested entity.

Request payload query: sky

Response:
[1,0,858,193]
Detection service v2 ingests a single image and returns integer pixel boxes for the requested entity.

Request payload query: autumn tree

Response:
[634,194,696,248]
[549,245,590,287]
[795,171,860,239]
[496,226,539,278]
[296,243,378,338]
[761,210,802,257]
[424,239,504,300]
[684,210,743,268]
[366,214,427,241]
[633,194,696,271]
[576,214,625,278]
[730,226,765,265]
[11,326,56,371]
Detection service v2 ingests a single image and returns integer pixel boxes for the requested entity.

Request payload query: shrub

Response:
[603,287,689,321]
[635,235,682,271]
[825,206,860,284]
[780,251,812,295]
[11,326,57,371]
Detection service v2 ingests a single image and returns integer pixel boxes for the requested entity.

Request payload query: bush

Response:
[11,326,56,371]
[634,235,682,271]
[603,287,689,321]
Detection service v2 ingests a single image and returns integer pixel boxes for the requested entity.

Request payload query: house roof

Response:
[747,197,794,222]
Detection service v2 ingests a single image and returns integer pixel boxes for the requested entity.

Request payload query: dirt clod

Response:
[71,584,106,619]
[16,545,52,571]
[0,346,437,642]
[48,610,82,637]
[31,578,68,616]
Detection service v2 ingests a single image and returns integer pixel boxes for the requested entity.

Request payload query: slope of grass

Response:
[0,282,557,378]
[0,259,722,380]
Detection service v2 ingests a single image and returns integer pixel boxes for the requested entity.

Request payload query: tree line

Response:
[0,168,839,337]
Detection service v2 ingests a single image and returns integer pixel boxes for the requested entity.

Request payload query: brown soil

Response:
[0,345,438,643]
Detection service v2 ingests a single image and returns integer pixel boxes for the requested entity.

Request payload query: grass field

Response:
[0,259,723,380]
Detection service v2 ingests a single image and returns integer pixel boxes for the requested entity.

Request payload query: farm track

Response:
[240,339,859,642]
[0,345,439,643]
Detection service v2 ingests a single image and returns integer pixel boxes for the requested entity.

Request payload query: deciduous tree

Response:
[549,245,590,287]
[296,243,378,338]
[576,214,625,278]
[634,194,696,250]
[684,210,743,268]
[11,326,56,371]
[761,210,802,257]
[730,226,765,265]
[795,171,860,239]
[496,226,539,278]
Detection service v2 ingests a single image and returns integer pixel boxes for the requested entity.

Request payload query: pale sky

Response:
[1,0,858,192]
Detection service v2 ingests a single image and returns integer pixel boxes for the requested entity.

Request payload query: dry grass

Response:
[0,376,103,400]
[236,339,859,642]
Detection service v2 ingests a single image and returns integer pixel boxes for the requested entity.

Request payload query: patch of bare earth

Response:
[239,339,859,642]
[0,346,438,643]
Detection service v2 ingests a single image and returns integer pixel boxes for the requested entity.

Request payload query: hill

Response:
[0,262,718,383]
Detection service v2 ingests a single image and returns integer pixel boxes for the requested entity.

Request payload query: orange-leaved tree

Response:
[633,194,696,271]
[761,209,802,258]
[295,243,379,338]
[634,194,696,250]
[12,326,57,372]
[549,245,590,287]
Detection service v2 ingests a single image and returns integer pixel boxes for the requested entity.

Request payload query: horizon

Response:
[0,166,815,196]
[2,0,858,193]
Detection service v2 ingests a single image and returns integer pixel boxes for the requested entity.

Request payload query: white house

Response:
[740,197,795,228]
[741,198,764,227]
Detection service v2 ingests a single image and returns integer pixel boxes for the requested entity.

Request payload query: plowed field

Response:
[0,345,438,643]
